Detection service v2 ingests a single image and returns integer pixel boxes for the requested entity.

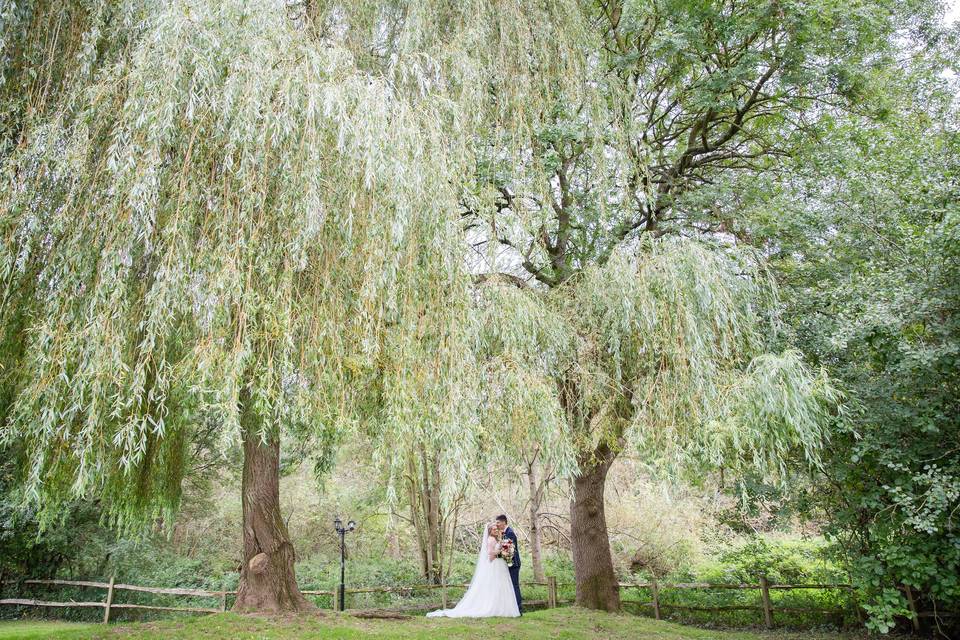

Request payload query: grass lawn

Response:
[0,621,99,640]
[0,610,873,640]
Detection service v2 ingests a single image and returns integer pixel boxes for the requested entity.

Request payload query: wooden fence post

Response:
[547,576,557,609]
[759,576,773,629]
[441,578,448,609]
[333,587,340,612]
[903,584,921,634]
[102,575,115,624]
[219,581,227,613]
[650,577,661,620]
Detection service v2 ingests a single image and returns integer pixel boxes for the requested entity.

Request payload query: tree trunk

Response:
[407,446,448,584]
[410,497,429,577]
[423,447,442,584]
[233,396,313,613]
[387,512,402,560]
[526,458,547,583]
[569,444,620,611]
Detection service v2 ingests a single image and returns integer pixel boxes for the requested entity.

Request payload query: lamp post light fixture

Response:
[334,517,356,612]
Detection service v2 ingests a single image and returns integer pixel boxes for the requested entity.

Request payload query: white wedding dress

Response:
[427,530,520,618]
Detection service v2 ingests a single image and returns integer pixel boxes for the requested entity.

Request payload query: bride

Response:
[427,522,520,618]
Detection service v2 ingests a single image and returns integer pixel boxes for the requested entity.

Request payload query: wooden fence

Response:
[2,575,949,630]
[616,577,858,629]
[324,576,562,612]
[0,578,228,623]
[616,579,954,630]
[0,576,562,622]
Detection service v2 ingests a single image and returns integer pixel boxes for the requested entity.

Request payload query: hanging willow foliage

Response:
[476,237,840,481]
[0,0,593,528]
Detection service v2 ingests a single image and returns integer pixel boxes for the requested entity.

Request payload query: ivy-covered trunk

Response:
[233,394,313,613]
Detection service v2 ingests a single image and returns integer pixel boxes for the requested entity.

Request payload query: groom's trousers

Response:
[509,565,522,613]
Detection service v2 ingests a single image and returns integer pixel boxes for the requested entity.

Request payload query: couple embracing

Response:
[427,514,523,618]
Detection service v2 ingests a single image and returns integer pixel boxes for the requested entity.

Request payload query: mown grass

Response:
[0,609,874,640]
[0,621,97,640]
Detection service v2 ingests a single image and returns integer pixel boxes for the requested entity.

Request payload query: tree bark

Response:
[526,457,547,583]
[406,447,446,584]
[569,444,620,611]
[387,512,402,560]
[233,394,313,613]
[423,447,442,584]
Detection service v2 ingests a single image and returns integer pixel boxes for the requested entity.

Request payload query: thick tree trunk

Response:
[526,459,547,583]
[570,444,620,611]
[233,400,313,613]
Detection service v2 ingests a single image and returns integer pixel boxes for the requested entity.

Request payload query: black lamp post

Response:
[333,517,356,612]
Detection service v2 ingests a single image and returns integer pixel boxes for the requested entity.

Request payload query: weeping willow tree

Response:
[461,0,923,610]
[0,0,592,613]
[477,239,840,610]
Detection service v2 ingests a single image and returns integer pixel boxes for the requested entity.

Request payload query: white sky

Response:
[947,0,960,24]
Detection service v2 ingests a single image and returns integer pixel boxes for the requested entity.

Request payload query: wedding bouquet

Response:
[499,539,515,567]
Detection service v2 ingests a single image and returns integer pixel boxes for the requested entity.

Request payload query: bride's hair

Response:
[486,522,500,537]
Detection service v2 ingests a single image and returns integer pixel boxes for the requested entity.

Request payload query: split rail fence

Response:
[0,578,227,623]
[618,577,858,629]
[0,576,563,623]
[1,575,947,630]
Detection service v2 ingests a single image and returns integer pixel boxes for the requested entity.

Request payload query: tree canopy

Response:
[0,0,594,527]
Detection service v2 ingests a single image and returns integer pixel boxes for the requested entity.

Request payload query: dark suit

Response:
[503,526,522,613]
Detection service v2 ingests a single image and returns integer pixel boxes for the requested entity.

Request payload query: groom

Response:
[496,514,522,614]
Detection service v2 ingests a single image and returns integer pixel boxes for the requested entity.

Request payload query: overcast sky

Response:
[948,0,960,24]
